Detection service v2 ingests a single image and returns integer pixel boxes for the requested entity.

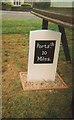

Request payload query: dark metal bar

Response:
[58,25,71,63]
[42,19,48,29]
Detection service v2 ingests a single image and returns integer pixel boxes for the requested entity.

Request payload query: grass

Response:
[2,19,41,34]
[2,19,58,34]
[2,18,73,118]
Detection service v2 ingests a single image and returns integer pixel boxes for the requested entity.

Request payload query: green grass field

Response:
[2,18,72,118]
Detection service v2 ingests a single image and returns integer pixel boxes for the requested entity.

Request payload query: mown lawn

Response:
[2,18,73,118]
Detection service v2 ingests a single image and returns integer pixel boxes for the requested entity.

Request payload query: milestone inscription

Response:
[34,40,56,64]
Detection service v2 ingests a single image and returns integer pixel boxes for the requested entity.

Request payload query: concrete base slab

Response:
[20,72,68,91]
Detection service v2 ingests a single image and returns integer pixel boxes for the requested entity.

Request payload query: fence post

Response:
[42,19,48,29]
[58,25,71,63]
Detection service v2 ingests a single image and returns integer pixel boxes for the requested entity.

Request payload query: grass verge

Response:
[2,18,72,118]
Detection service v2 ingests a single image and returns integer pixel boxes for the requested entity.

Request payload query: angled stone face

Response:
[27,30,61,81]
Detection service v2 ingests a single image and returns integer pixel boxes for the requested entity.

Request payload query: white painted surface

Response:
[27,30,61,81]
[51,0,73,7]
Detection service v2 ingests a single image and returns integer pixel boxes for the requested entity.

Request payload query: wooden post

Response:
[72,91,74,118]
[42,19,48,29]
[58,25,71,63]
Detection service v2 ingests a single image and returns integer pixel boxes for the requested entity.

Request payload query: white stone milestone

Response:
[27,30,61,81]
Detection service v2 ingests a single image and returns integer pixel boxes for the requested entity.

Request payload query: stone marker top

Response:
[30,30,61,37]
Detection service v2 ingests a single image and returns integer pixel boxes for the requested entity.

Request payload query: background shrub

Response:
[21,2,32,7]
[33,2,51,10]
